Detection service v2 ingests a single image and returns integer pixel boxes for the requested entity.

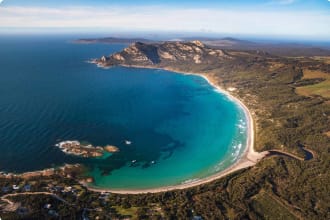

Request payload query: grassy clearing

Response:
[301,69,329,79]
[296,69,330,98]
[267,61,285,71]
[113,206,138,218]
[296,81,330,98]
[251,190,298,220]
[312,56,330,64]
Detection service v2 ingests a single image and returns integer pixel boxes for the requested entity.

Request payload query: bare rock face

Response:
[119,42,160,65]
[86,177,94,183]
[97,41,231,67]
[123,44,150,63]
[101,56,108,62]
[158,50,176,60]
[191,40,205,48]
[193,55,202,64]
[111,54,125,61]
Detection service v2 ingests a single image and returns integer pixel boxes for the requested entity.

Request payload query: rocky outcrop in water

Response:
[56,141,119,158]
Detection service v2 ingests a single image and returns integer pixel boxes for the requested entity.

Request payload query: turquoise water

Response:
[0,35,247,190]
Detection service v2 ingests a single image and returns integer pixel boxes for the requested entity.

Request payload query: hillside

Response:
[96,41,232,67]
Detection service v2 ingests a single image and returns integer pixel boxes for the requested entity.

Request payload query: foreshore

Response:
[83,64,269,194]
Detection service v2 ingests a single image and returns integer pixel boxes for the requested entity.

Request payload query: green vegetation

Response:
[113,206,139,218]
[250,190,297,220]
[296,69,330,98]
[297,80,330,98]
[1,42,330,219]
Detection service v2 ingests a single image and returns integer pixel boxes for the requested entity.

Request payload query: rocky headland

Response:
[92,41,233,69]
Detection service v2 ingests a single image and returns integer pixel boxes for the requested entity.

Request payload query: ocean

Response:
[0,35,247,189]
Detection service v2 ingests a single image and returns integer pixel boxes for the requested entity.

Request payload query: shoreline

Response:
[0,164,82,179]
[82,64,268,194]
[0,63,268,194]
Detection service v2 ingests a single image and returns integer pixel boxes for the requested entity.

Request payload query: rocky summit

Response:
[96,41,231,67]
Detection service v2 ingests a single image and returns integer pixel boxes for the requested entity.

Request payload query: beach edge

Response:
[82,66,268,194]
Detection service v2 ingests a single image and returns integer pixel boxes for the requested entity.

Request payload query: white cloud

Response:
[0,6,329,38]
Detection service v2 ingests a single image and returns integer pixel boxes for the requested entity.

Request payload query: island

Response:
[56,140,119,158]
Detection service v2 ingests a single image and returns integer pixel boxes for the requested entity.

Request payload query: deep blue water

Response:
[0,36,247,189]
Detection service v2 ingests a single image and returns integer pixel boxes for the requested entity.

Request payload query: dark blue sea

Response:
[0,35,247,189]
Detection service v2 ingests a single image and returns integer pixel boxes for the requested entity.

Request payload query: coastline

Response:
[82,64,268,194]
[0,164,82,179]
[0,63,268,194]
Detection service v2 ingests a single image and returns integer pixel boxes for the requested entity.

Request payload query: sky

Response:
[0,0,329,40]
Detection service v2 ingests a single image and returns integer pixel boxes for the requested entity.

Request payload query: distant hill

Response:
[203,38,330,57]
[75,36,330,57]
[182,37,256,47]
[74,37,156,44]
[182,37,330,56]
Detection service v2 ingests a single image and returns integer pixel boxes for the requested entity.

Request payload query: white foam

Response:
[212,159,229,172]
[181,178,200,184]
[231,143,242,162]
